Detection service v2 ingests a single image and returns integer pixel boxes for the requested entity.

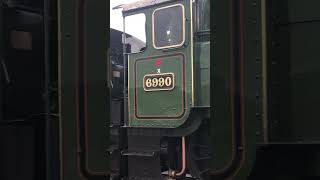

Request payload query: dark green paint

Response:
[126,0,193,128]
[210,0,235,173]
[210,0,258,179]
[58,0,109,179]
[58,0,81,179]
[267,0,320,143]
[84,0,109,174]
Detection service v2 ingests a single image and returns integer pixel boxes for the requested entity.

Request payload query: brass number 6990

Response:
[145,77,172,88]
[143,73,175,91]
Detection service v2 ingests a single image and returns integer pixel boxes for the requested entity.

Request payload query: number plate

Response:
[143,73,175,91]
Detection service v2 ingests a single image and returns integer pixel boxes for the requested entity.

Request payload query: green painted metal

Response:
[58,0,109,179]
[126,0,194,128]
[267,0,320,144]
[194,42,210,107]
[84,0,109,175]
[119,0,320,178]
[135,54,185,118]
[58,0,81,179]
[210,0,235,175]
[230,0,260,177]
[210,0,258,179]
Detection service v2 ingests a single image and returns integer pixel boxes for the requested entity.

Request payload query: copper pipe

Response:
[171,137,186,177]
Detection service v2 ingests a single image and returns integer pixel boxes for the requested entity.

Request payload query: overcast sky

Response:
[110,0,146,42]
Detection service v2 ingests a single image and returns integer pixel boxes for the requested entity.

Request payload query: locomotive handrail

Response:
[0,119,29,125]
[121,150,158,157]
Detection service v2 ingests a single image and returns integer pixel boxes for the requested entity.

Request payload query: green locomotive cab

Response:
[122,0,210,129]
[115,0,212,179]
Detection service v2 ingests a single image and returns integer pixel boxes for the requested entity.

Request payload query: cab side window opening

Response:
[153,4,185,49]
[124,13,146,53]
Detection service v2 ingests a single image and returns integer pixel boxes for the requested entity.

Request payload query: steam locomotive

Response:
[103,0,320,179]
[109,0,211,179]
[1,0,320,180]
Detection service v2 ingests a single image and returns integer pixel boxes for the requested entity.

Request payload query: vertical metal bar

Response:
[57,0,63,178]
[43,0,52,179]
[0,2,2,57]
[261,0,269,142]
[0,0,3,122]
[122,16,127,126]
[190,0,195,106]
[0,2,2,62]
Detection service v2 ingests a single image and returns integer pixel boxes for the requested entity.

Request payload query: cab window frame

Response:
[152,3,186,50]
[123,12,147,54]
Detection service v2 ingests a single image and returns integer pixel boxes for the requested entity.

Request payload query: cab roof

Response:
[121,0,177,13]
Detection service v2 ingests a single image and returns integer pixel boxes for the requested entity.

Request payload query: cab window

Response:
[153,4,185,49]
[124,13,146,53]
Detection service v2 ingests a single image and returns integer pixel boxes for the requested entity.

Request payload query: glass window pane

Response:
[153,5,184,48]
